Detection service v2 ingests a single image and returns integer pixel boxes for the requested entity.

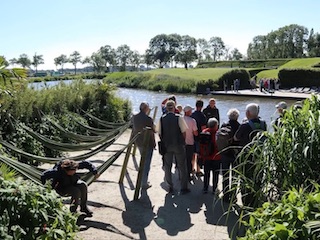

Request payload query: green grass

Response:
[257,58,320,79]
[144,68,231,81]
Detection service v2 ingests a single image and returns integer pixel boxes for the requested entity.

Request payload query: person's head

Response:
[245,103,259,120]
[227,108,240,121]
[139,101,150,113]
[176,104,183,113]
[166,100,176,112]
[195,100,204,110]
[275,101,287,115]
[207,117,219,130]
[61,159,79,176]
[168,95,176,103]
[183,105,193,116]
[209,98,216,108]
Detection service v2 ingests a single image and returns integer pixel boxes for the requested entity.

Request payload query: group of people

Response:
[132,95,289,202]
[40,95,288,215]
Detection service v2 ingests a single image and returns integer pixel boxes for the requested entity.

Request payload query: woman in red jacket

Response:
[201,117,221,194]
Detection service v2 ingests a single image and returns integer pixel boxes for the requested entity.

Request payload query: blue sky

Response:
[2,0,319,70]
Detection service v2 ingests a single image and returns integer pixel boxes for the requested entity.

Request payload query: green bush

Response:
[218,69,251,90]
[279,68,320,88]
[0,177,78,239]
[240,186,320,240]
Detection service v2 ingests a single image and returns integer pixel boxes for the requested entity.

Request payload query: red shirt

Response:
[202,128,221,161]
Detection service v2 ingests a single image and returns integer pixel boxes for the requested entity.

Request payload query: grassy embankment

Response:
[103,68,250,93]
[257,58,320,79]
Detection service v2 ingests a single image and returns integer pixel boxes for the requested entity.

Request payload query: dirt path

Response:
[75,129,239,240]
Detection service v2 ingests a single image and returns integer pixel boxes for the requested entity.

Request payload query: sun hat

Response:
[183,105,194,112]
[275,101,287,109]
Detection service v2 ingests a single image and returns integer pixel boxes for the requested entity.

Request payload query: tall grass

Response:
[234,95,320,209]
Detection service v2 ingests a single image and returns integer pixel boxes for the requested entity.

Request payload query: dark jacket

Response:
[203,106,220,124]
[41,160,97,191]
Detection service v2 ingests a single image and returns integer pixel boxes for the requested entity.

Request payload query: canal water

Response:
[29,80,298,128]
[115,88,297,127]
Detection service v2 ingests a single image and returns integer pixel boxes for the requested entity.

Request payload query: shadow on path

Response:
[120,184,155,240]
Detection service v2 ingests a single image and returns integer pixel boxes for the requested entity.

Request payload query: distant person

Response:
[183,105,198,180]
[234,78,240,92]
[132,102,156,190]
[41,159,99,216]
[176,104,183,115]
[201,117,221,194]
[203,98,220,125]
[157,100,190,194]
[274,101,287,130]
[191,100,207,177]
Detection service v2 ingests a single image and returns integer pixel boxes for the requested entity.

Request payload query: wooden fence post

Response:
[118,130,134,184]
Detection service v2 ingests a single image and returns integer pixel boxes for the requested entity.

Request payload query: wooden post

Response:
[119,130,134,184]
[133,127,151,200]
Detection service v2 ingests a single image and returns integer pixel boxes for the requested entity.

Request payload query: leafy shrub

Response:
[240,186,320,240]
[0,177,78,239]
[279,68,320,88]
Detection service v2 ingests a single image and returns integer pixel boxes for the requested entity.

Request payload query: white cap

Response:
[275,101,287,109]
[183,105,194,112]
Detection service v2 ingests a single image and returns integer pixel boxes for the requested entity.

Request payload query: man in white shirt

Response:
[183,105,198,180]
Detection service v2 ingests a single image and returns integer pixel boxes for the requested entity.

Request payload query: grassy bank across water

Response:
[103,68,251,93]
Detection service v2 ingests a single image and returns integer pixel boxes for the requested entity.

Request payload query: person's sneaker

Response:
[80,207,93,216]
[180,188,191,194]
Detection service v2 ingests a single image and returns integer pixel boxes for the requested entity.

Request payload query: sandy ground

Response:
[71,129,241,240]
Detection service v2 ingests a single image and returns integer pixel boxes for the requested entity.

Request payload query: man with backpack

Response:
[217,108,240,202]
[234,103,267,147]
[234,103,267,206]
[200,117,221,194]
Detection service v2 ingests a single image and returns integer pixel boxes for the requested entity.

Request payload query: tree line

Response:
[5,24,320,74]
[247,24,320,59]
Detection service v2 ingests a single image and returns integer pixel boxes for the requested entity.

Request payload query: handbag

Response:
[158,141,166,155]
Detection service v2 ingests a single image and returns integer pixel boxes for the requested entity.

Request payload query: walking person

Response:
[201,117,221,194]
[157,100,190,194]
[183,105,198,180]
[41,159,100,216]
[132,101,156,190]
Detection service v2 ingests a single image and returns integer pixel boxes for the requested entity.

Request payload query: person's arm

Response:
[178,116,188,139]
[78,161,98,176]
[41,169,57,185]
[192,119,198,136]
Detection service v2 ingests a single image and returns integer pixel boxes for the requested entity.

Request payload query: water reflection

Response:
[115,88,297,127]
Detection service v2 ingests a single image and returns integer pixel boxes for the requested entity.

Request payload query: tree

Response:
[247,24,309,59]
[175,35,198,69]
[230,48,243,60]
[32,53,44,73]
[54,54,68,73]
[98,45,116,72]
[131,51,141,71]
[209,36,225,61]
[17,54,31,69]
[197,38,211,62]
[148,33,181,68]
[82,56,92,72]
[143,49,153,70]
[116,45,133,71]
[0,56,26,86]
[9,58,18,67]
[307,28,320,57]
[69,51,82,75]
[90,52,106,73]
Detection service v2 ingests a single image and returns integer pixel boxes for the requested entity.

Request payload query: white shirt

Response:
[184,115,197,145]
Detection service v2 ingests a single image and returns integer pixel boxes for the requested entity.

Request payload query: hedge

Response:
[278,68,320,88]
